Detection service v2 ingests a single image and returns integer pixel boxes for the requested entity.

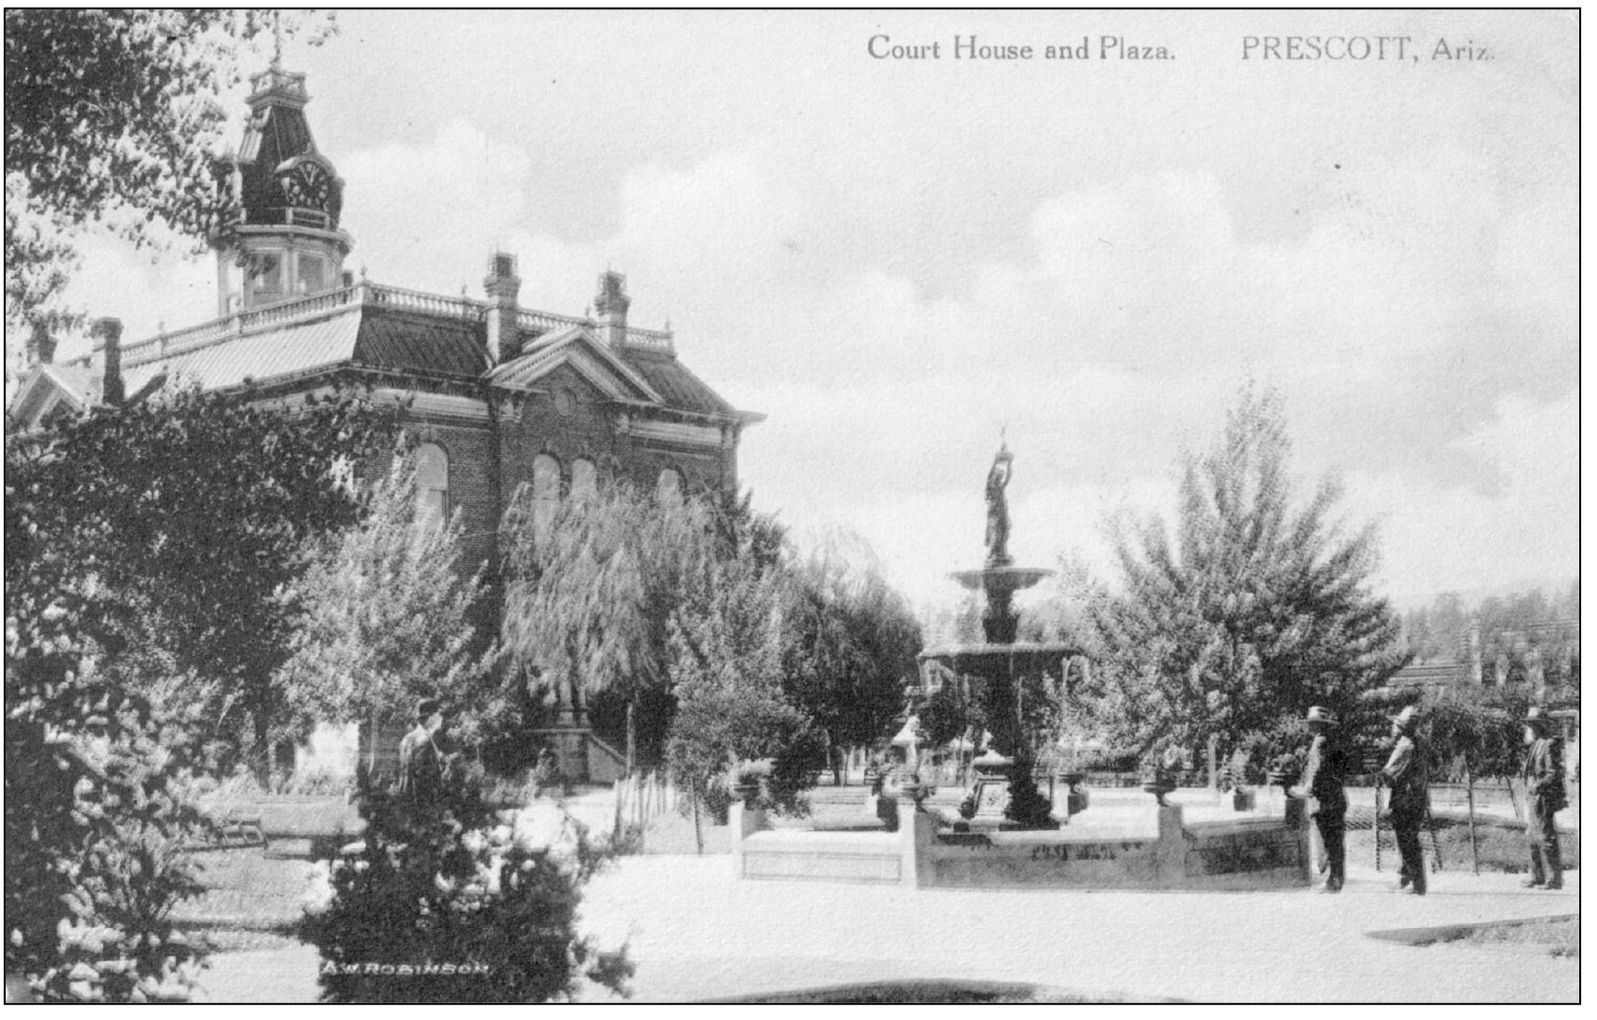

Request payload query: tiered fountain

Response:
[730,441,1312,891]
[917,442,1083,830]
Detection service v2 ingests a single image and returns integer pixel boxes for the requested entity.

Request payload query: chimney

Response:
[594,270,630,348]
[26,321,56,366]
[483,252,522,364]
[91,317,123,405]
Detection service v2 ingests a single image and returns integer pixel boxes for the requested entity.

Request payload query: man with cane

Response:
[1289,706,1348,893]
[1381,705,1429,895]
[1519,707,1566,890]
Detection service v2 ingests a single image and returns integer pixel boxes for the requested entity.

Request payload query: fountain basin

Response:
[949,566,1054,594]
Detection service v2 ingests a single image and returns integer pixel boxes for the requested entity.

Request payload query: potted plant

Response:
[727,758,773,807]
[1221,756,1256,811]
[1264,752,1301,790]
[1141,746,1185,806]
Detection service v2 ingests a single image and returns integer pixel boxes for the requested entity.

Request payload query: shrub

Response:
[4,621,212,1002]
[301,769,630,1003]
[7,477,214,1002]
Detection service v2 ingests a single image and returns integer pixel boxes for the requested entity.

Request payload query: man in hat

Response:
[1519,707,1566,890]
[1289,706,1348,892]
[397,697,446,806]
[1381,705,1429,895]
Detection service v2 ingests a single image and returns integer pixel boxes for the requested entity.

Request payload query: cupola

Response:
[212,65,354,315]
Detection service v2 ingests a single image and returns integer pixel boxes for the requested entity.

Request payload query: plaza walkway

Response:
[577,856,1578,1002]
[199,852,1577,1002]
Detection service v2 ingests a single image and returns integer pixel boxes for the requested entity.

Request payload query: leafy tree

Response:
[781,542,922,781]
[276,447,500,769]
[1426,685,1533,784]
[4,9,332,343]
[665,554,822,824]
[499,483,720,764]
[1081,388,1407,768]
[8,382,392,776]
[6,462,211,1002]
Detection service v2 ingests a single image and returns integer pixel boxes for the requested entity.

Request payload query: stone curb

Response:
[1365,912,1578,946]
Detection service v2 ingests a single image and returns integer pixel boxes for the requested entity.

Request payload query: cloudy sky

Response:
[57,10,1578,613]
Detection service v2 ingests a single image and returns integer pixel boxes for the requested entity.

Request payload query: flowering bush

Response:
[6,483,213,1002]
[301,770,630,1003]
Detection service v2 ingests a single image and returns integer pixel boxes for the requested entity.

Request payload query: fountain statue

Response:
[916,441,1086,830]
[984,444,1013,567]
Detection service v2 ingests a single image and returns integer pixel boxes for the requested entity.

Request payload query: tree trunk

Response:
[1464,761,1479,875]
[626,700,636,777]
[253,711,271,786]
[691,781,704,856]
[367,711,380,774]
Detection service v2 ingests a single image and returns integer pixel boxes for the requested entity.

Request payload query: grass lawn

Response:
[1344,814,1579,875]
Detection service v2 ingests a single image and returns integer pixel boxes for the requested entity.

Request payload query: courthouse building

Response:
[8,65,762,778]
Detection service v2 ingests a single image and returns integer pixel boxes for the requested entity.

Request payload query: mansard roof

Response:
[53,281,757,424]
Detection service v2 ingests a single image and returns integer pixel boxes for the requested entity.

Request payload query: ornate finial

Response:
[271,11,283,70]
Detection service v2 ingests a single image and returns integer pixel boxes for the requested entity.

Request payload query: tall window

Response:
[571,458,597,503]
[248,251,285,305]
[656,467,683,506]
[297,253,329,294]
[533,454,561,539]
[416,443,449,528]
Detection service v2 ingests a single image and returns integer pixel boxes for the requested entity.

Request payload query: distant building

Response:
[7,65,763,780]
[1384,617,1580,775]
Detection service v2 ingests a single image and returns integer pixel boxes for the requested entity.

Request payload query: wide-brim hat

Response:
[416,697,443,721]
[1389,705,1420,731]
[1524,706,1551,731]
[1304,706,1339,727]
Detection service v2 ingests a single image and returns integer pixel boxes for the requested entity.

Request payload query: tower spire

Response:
[271,11,283,70]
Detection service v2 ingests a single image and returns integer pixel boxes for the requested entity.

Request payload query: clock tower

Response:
[214,65,353,315]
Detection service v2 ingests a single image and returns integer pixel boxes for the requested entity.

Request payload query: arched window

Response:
[655,467,683,506]
[416,443,449,528]
[533,453,562,539]
[571,457,598,503]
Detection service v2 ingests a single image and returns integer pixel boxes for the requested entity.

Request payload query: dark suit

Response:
[1292,732,1348,890]
[398,724,444,806]
[1382,733,1428,894]
[1521,736,1565,888]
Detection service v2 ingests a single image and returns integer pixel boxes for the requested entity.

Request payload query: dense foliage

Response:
[781,544,922,779]
[7,383,392,775]
[302,771,631,1003]
[1080,388,1408,768]
[500,483,721,764]
[666,554,824,820]
[501,482,922,810]
[4,9,332,339]
[276,448,500,768]
[6,458,211,1001]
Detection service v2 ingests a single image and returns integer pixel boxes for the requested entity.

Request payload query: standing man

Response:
[1381,705,1429,895]
[397,697,446,807]
[1519,707,1566,890]
[1289,706,1348,893]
